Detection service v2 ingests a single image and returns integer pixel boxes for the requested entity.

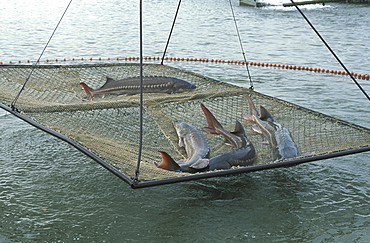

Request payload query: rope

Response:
[10,0,73,110]
[228,0,253,90]
[134,0,144,184]
[290,0,370,101]
[2,56,369,79]
[161,0,182,65]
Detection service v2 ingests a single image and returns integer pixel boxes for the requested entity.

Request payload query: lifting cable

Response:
[11,0,74,111]
[161,0,182,65]
[134,0,144,184]
[228,0,253,90]
[290,0,370,101]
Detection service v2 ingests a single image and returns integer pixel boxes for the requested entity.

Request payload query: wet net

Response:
[1,63,370,188]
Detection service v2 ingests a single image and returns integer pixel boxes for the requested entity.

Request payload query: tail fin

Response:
[259,106,274,122]
[241,94,259,122]
[79,82,94,101]
[231,120,246,138]
[154,151,181,171]
[200,103,223,135]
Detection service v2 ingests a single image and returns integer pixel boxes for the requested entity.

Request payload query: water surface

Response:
[0,0,369,242]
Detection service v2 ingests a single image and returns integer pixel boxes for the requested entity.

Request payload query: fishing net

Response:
[1,63,370,188]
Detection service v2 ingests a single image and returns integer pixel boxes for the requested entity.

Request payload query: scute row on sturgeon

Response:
[79,76,196,101]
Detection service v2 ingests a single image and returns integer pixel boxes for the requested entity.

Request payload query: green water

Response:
[1,0,369,242]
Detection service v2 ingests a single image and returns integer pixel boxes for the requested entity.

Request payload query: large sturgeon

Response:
[80,76,196,101]
[200,103,256,170]
[242,94,298,160]
[154,120,210,173]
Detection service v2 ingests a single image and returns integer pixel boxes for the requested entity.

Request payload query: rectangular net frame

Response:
[1,63,370,188]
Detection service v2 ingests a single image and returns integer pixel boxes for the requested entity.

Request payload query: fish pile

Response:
[80,76,196,101]
[155,94,302,173]
[242,94,298,160]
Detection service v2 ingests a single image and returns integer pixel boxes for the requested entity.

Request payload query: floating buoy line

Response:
[1,56,369,80]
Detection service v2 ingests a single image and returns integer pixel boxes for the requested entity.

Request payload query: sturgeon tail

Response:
[200,103,224,135]
[79,82,94,101]
[154,151,181,172]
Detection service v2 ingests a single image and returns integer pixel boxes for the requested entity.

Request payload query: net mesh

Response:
[1,63,370,182]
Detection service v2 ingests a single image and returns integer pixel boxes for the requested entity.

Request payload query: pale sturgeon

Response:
[242,94,298,160]
[155,120,210,173]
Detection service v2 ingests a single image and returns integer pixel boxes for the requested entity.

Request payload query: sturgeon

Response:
[155,105,256,172]
[154,120,210,173]
[242,94,298,160]
[200,103,256,170]
[80,76,196,101]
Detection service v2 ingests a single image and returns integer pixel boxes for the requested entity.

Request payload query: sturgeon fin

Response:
[106,76,116,82]
[98,76,117,89]
[231,121,246,137]
[242,94,260,117]
[155,151,181,171]
[251,124,263,134]
[242,113,255,122]
[259,106,274,122]
[178,137,185,147]
[189,158,210,169]
[200,103,223,135]
[79,82,94,101]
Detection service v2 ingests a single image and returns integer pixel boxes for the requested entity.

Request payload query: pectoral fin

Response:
[251,124,262,134]
[178,137,185,147]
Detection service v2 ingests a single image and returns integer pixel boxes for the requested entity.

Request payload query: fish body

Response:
[242,94,298,160]
[208,146,255,170]
[154,120,209,173]
[200,103,256,170]
[173,120,210,172]
[80,76,196,101]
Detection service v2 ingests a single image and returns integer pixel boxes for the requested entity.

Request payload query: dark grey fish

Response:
[80,76,196,101]
[200,103,256,170]
[242,94,298,160]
